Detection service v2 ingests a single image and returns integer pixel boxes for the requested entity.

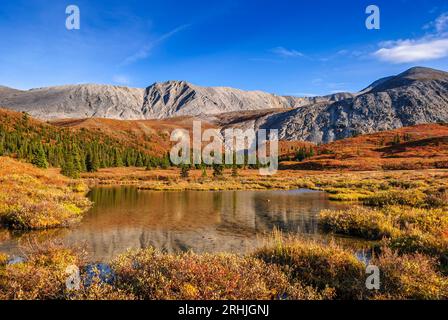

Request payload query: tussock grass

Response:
[320,207,400,240]
[1,236,447,300]
[371,247,448,299]
[253,232,365,299]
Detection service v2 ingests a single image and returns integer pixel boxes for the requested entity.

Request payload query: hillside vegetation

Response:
[0,157,91,230]
[0,108,171,178]
[282,124,448,170]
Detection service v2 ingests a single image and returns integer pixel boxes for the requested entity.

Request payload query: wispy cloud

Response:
[374,13,448,64]
[424,12,448,33]
[435,13,448,33]
[286,92,318,97]
[112,74,131,85]
[121,24,190,66]
[271,46,304,58]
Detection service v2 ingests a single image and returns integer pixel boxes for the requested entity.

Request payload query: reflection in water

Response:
[0,187,350,262]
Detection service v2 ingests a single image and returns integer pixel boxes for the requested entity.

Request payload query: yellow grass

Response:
[0,157,91,230]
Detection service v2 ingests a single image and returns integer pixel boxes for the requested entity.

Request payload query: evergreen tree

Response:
[31,143,49,169]
[308,146,315,157]
[61,153,79,179]
[180,164,190,179]
[160,156,170,169]
[231,164,238,177]
[201,165,207,178]
[136,152,144,167]
[213,163,224,178]
[73,149,83,173]
[113,149,124,167]
[296,147,307,162]
[85,151,99,173]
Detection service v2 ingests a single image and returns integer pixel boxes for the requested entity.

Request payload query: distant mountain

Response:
[0,84,146,120]
[1,67,447,144]
[254,67,448,143]
[141,81,293,119]
[0,81,352,120]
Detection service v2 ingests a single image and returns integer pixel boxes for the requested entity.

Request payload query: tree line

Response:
[0,113,170,178]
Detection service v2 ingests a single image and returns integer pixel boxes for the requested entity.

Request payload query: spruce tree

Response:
[213,163,224,178]
[180,164,190,179]
[160,156,170,169]
[86,151,99,173]
[308,146,315,157]
[136,152,144,167]
[113,149,123,167]
[201,165,207,178]
[61,153,79,179]
[296,147,307,162]
[31,143,49,169]
[231,164,238,177]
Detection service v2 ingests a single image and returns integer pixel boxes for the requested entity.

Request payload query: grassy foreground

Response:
[1,156,448,299]
[1,235,447,300]
[81,166,448,194]
[0,157,91,230]
[318,171,448,271]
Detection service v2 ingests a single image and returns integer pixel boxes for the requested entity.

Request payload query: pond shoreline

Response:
[1,187,358,262]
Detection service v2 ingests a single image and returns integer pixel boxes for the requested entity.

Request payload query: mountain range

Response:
[1,66,448,144]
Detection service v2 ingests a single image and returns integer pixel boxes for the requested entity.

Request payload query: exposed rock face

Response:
[1,67,447,144]
[141,81,294,118]
[0,84,146,120]
[258,67,448,143]
[0,81,355,120]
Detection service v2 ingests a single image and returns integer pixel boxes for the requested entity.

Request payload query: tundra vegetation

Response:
[1,234,447,300]
[0,157,91,230]
[1,108,448,299]
[1,156,448,299]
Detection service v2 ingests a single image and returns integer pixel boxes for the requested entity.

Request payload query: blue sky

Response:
[1,0,448,96]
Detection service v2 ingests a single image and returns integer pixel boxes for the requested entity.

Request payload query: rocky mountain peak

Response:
[367,66,448,93]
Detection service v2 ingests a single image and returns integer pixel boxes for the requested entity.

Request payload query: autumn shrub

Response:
[389,232,448,266]
[363,189,426,207]
[319,206,400,240]
[1,200,85,230]
[370,247,448,300]
[0,164,91,230]
[0,246,131,300]
[253,236,366,299]
[424,188,448,208]
[389,206,448,234]
[111,247,332,300]
[0,253,8,267]
[0,245,81,300]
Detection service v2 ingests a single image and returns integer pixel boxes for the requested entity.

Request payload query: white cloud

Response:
[374,13,448,64]
[374,38,448,63]
[271,47,304,58]
[112,75,131,85]
[434,13,448,33]
[121,24,190,66]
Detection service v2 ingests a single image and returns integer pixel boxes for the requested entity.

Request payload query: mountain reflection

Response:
[0,188,348,261]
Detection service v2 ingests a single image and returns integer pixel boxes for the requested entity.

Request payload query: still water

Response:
[0,187,352,262]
